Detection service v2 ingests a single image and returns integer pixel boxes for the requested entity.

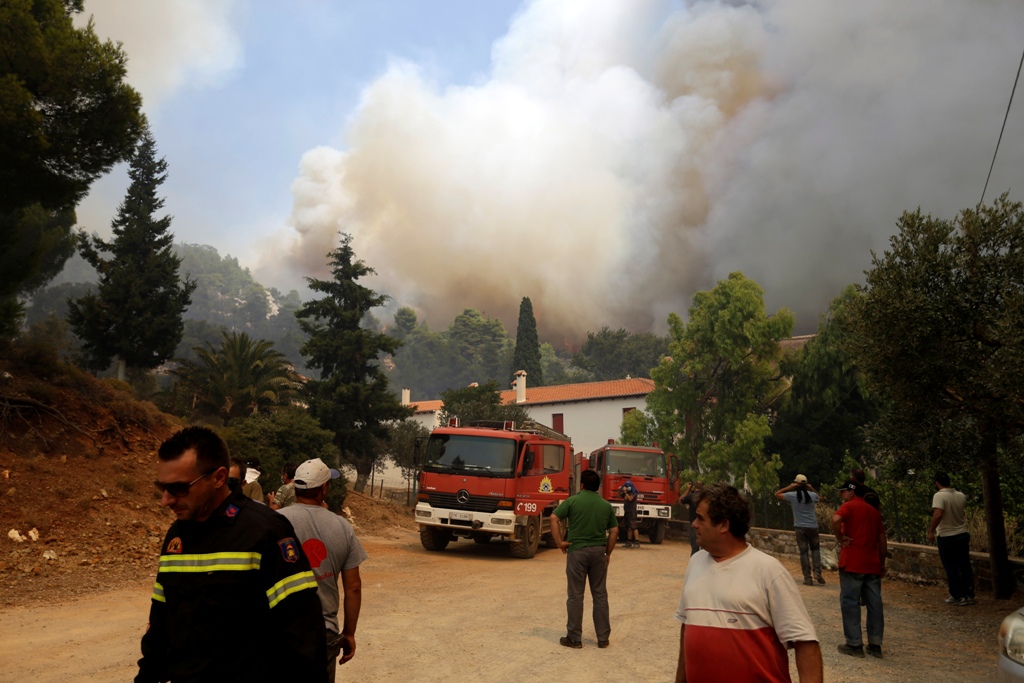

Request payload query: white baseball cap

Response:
[794,474,808,484]
[293,458,340,489]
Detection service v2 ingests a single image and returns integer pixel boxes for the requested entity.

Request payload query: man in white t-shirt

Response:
[927,471,974,606]
[674,484,822,683]
[279,458,368,680]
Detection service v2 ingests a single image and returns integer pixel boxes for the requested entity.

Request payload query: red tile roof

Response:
[408,377,655,414]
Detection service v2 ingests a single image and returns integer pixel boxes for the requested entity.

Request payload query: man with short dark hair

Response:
[850,468,881,510]
[619,478,640,548]
[928,471,975,606]
[280,458,367,680]
[550,468,619,649]
[269,461,298,510]
[675,484,822,682]
[832,481,886,659]
[136,426,327,683]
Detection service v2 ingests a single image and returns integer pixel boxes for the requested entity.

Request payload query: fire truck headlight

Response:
[415,509,432,518]
[658,508,670,518]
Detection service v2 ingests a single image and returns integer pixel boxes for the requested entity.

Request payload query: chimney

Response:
[514,370,527,404]
[401,387,410,406]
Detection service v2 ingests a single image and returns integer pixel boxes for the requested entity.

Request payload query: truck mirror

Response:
[412,437,423,466]
[522,449,535,475]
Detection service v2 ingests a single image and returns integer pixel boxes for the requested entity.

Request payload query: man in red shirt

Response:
[832,481,887,658]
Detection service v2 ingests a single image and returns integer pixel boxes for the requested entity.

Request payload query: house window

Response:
[552,413,564,433]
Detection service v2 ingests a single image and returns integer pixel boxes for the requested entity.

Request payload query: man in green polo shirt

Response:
[550,469,619,649]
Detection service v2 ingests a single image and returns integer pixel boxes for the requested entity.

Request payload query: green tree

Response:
[572,327,669,380]
[377,419,431,491]
[67,127,195,379]
[620,408,658,446]
[446,309,509,387]
[766,286,880,488]
[510,297,543,386]
[174,331,301,426]
[843,195,1024,598]
[392,307,418,341]
[298,233,412,493]
[389,323,457,400]
[647,272,794,493]
[223,408,347,508]
[0,0,144,334]
[437,380,532,426]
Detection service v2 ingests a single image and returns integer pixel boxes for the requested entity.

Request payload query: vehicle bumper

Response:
[611,503,672,519]
[414,502,517,535]
[998,652,1024,682]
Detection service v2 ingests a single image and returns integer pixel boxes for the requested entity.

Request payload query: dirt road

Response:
[0,530,1010,682]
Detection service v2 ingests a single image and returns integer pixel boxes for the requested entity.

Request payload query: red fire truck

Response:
[414,419,578,559]
[583,441,680,544]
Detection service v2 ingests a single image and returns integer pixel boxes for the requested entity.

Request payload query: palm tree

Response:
[175,331,301,425]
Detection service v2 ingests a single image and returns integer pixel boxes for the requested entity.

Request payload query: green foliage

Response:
[377,419,432,484]
[571,327,669,381]
[510,297,543,386]
[437,380,532,426]
[766,287,880,488]
[222,408,346,505]
[647,272,794,483]
[447,309,510,388]
[843,195,1024,596]
[620,409,658,447]
[67,127,195,374]
[298,233,412,493]
[174,331,300,426]
[391,307,417,341]
[0,0,144,334]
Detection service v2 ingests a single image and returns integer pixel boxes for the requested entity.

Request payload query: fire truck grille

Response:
[427,492,500,513]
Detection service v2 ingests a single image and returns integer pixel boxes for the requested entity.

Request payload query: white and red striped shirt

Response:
[675,545,818,682]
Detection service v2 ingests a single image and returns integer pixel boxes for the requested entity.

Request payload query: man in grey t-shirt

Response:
[928,471,974,605]
[775,474,825,586]
[279,459,368,679]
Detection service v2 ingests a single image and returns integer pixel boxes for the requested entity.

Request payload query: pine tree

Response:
[297,233,412,492]
[67,126,195,379]
[510,297,543,386]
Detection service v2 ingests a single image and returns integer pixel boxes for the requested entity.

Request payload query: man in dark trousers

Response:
[550,469,619,649]
[619,478,640,548]
[680,482,703,555]
[832,481,887,659]
[136,426,327,682]
[928,471,975,606]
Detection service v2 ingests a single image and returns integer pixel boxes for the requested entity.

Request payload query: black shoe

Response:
[837,644,865,658]
[816,576,826,585]
[803,577,814,586]
[560,636,582,649]
[598,640,609,648]
[867,644,882,659]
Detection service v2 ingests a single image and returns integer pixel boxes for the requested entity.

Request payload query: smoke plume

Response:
[269,0,1023,342]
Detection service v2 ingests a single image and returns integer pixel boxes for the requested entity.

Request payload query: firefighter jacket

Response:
[136,492,327,682]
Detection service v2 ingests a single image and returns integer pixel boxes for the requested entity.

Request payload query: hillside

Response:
[0,351,413,608]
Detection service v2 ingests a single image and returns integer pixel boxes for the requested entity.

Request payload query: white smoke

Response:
[78,0,243,107]
[268,0,1024,341]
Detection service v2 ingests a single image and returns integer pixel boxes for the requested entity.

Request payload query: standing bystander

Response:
[775,475,825,586]
[928,471,975,606]
[680,482,703,555]
[279,458,367,679]
[832,481,887,659]
[268,461,298,510]
[674,484,822,683]
[550,469,619,649]
[619,478,640,548]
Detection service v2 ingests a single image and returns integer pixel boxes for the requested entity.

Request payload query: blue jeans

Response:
[565,545,610,641]
[839,570,883,648]
[937,532,975,600]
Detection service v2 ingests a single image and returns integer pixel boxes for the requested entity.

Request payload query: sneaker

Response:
[944,596,959,604]
[803,578,814,586]
[837,644,865,658]
[559,636,582,649]
[816,576,826,585]
[867,644,883,659]
[956,597,976,606]
[598,640,610,649]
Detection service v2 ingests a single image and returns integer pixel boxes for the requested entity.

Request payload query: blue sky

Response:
[77,1,1023,342]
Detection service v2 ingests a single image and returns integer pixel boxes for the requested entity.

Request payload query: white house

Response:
[402,371,655,456]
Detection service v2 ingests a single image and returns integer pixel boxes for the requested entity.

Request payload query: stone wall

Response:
[747,526,1024,593]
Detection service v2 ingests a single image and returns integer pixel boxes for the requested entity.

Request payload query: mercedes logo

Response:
[456,489,470,504]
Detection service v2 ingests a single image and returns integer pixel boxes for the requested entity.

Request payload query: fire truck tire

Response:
[510,517,540,559]
[420,526,452,551]
[647,520,666,545]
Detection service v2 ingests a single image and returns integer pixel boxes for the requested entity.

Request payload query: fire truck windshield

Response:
[422,435,517,477]
[605,449,665,477]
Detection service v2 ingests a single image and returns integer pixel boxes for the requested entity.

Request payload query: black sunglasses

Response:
[155,471,215,497]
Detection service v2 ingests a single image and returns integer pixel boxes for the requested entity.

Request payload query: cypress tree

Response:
[68,126,195,379]
[510,296,543,387]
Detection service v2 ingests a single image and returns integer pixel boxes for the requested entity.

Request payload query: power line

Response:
[980,48,1024,207]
